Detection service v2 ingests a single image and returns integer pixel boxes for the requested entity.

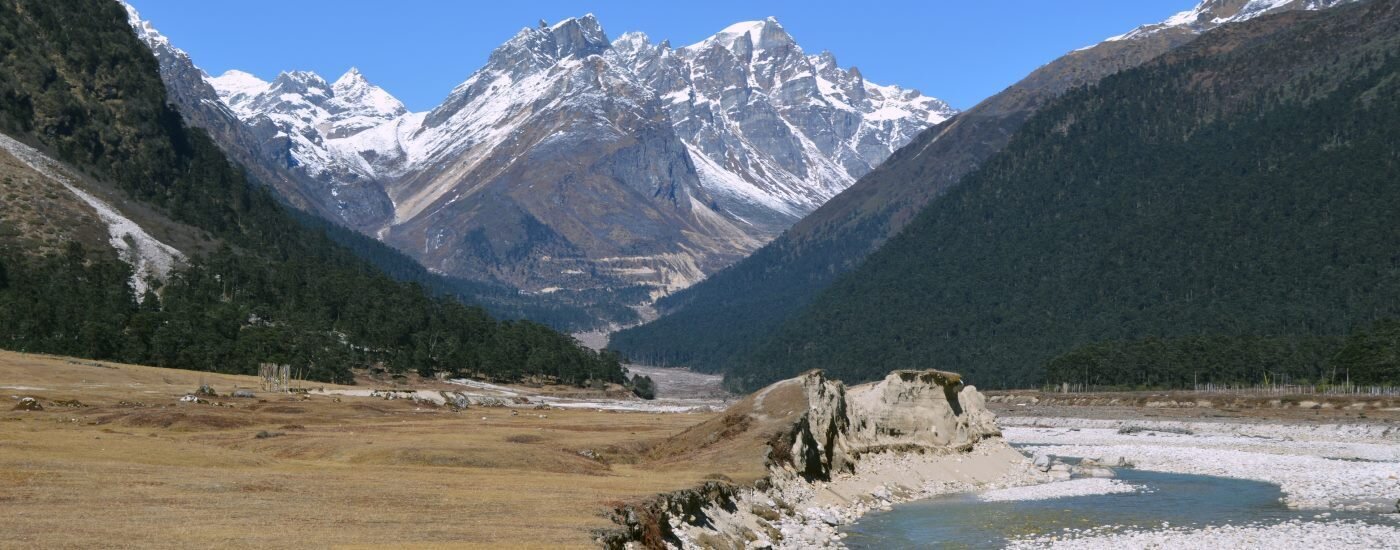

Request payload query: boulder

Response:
[1080,466,1116,478]
[12,397,42,411]
[793,369,1001,478]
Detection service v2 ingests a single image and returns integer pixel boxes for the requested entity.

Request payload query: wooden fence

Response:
[259,363,290,393]
[1049,381,1400,396]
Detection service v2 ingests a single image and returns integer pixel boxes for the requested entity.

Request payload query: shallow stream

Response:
[840,467,1395,548]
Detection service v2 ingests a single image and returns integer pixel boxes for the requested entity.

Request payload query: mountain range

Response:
[610,0,1361,375]
[128,10,954,305]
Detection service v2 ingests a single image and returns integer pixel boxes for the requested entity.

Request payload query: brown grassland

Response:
[0,350,734,548]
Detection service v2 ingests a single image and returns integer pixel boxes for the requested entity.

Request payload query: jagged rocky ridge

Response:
[205,67,401,229]
[599,369,1031,548]
[122,4,374,226]
[127,8,953,298]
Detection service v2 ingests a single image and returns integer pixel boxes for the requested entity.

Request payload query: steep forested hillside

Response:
[726,0,1400,390]
[0,0,623,385]
[608,0,1251,372]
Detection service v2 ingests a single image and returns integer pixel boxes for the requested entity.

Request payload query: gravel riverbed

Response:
[1006,519,1400,548]
[1000,417,1400,511]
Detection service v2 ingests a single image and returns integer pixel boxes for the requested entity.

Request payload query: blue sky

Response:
[128,0,1194,111]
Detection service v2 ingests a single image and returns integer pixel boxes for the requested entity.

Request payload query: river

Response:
[840,466,1397,548]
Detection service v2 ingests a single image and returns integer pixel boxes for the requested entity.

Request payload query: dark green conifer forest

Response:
[0,0,623,385]
[666,1,1400,391]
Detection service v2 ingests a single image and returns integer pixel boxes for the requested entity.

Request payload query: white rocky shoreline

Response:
[999,417,1400,512]
[747,442,1049,549]
[1006,519,1400,549]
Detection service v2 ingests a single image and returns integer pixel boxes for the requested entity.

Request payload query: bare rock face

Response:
[787,369,1001,480]
[845,371,999,452]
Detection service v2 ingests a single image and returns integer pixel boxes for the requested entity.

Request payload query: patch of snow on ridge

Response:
[121,2,170,51]
[684,18,775,53]
[0,133,184,298]
[1098,0,1356,45]
[686,143,800,218]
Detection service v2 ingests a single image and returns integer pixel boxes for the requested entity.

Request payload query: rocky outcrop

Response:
[599,370,1035,549]
[785,370,1000,480]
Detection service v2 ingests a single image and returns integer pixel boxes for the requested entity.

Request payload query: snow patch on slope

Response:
[0,133,184,297]
[686,143,801,220]
[1102,0,1355,44]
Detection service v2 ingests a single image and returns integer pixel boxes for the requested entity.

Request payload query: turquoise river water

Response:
[840,467,1396,548]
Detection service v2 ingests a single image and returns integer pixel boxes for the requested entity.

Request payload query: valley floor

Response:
[0,351,733,548]
[8,353,1398,549]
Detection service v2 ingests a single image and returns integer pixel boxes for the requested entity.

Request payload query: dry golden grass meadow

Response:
[0,350,738,548]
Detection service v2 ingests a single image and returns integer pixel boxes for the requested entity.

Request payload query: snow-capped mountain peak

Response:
[686,17,793,56]
[541,13,610,59]
[207,70,270,110]
[269,70,329,96]
[207,67,407,134]
[331,66,368,90]
[330,67,408,120]
[611,31,652,52]
[172,14,956,296]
